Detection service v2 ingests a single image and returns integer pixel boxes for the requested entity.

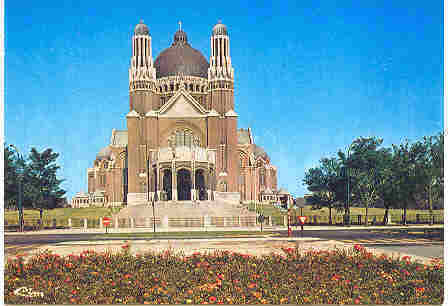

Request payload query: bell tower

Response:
[208,20,234,114]
[129,20,158,114]
[208,21,238,193]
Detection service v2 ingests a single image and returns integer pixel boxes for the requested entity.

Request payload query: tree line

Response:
[303,133,443,225]
[5,145,67,220]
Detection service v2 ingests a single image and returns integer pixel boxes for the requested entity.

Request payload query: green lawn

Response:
[4,205,443,226]
[4,207,115,224]
[247,202,443,224]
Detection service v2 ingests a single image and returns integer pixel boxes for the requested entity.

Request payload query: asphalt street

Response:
[5,228,443,260]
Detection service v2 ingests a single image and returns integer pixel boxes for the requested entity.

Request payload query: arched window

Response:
[173,129,198,148]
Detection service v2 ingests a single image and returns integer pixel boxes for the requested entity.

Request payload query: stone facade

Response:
[73,21,281,206]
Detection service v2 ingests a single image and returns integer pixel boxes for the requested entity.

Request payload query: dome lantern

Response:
[134,20,150,36]
[212,20,228,36]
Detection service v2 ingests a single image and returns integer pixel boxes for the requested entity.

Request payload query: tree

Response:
[414,133,444,223]
[4,145,19,210]
[342,137,384,226]
[303,157,345,224]
[27,148,66,224]
[373,148,401,224]
[391,141,422,225]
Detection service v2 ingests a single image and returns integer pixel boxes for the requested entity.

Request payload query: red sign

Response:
[298,216,307,224]
[103,217,112,226]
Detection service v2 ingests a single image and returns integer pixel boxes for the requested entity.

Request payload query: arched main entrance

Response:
[163,170,172,201]
[195,169,206,201]
[177,169,191,201]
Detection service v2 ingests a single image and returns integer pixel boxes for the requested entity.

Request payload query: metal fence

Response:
[4,213,443,231]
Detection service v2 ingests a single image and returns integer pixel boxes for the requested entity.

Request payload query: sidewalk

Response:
[4,224,443,235]
[9,236,441,266]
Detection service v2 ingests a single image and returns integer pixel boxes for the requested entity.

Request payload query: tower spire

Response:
[178,21,182,30]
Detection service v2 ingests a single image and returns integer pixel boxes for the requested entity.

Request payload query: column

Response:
[172,161,177,201]
[191,161,195,201]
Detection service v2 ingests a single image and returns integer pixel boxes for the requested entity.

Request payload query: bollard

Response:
[115,216,119,229]
[223,217,227,227]
[269,216,273,226]
[284,215,287,226]
[68,218,72,228]
[130,217,134,228]
[238,216,241,227]
[83,218,88,230]
[99,217,103,229]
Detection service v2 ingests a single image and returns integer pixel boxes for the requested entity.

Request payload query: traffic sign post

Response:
[103,217,112,233]
[298,216,307,237]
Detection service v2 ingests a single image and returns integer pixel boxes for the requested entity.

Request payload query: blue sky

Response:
[5,0,443,200]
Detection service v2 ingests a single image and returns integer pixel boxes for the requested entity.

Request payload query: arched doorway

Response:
[195,169,206,201]
[177,169,191,201]
[163,170,172,201]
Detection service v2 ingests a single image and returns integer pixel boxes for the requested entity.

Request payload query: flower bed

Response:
[5,244,443,304]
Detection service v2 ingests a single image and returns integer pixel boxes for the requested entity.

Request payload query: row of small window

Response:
[131,81,233,92]
[158,83,207,93]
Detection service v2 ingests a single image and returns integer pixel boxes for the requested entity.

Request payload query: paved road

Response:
[5,228,443,260]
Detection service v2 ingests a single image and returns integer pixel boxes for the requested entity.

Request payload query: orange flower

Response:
[354,244,363,252]
[416,287,425,293]
[248,283,256,289]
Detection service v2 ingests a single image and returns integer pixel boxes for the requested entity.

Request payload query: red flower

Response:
[209,296,217,303]
[354,244,363,252]
[71,290,77,295]
[122,244,130,249]
[354,298,361,304]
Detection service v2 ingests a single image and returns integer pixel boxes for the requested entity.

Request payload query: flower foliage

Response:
[4,245,443,304]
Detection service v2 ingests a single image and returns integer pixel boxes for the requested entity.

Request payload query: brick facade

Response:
[72,21,281,207]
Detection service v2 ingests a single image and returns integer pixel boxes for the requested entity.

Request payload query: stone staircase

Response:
[117,200,256,219]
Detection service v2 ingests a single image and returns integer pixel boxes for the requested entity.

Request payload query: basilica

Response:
[72,21,287,207]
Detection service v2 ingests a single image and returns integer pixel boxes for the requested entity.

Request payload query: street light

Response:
[344,143,356,226]
[9,145,24,232]
[152,161,157,233]
[140,159,156,233]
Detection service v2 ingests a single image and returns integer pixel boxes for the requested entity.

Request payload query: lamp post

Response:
[344,143,356,226]
[9,145,24,232]
[152,162,157,233]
